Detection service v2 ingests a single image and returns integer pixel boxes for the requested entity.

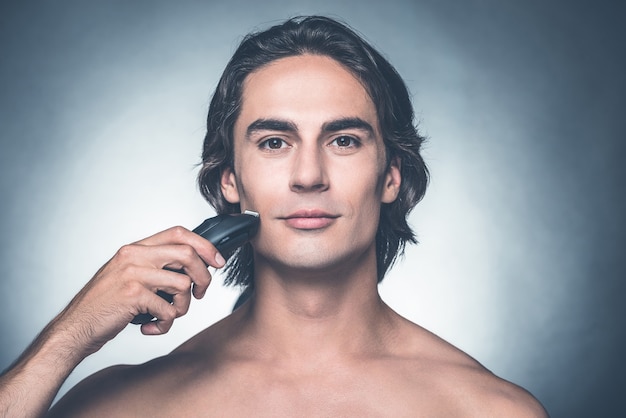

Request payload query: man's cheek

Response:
[235,179,265,210]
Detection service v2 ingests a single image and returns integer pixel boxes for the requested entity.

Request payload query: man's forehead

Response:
[236,54,380,133]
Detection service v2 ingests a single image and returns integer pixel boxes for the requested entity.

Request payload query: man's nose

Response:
[289,145,329,193]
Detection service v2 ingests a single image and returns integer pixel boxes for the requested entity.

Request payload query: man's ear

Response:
[381,157,401,204]
[220,167,240,204]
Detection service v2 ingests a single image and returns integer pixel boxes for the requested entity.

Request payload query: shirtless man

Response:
[0,16,548,417]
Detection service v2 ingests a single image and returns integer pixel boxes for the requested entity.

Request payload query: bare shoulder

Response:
[436,357,548,418]
[46,351,197,417]
[392,317,548,417]
[47,317,233,417]
[47,362,141,417]
[466,374,549,418]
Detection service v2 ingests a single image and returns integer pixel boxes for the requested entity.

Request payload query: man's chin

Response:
[255,245,373,281]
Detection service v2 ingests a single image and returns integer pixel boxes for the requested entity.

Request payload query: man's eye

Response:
[260,137,286,149]
[332,136,359,147]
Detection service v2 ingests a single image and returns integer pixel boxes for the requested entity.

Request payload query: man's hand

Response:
[0,226,225,418]
[60,225,225,353]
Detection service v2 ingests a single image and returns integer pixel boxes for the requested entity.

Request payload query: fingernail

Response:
[215,252,226,267]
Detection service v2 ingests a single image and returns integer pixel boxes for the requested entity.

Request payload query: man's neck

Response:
[235,246,397,363]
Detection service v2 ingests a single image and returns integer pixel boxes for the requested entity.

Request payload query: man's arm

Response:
[0,226,224,417]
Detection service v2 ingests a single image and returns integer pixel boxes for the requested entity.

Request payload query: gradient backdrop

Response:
[1,1,624,416]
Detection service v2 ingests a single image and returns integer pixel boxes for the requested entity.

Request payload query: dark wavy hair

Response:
[198,15,429,289]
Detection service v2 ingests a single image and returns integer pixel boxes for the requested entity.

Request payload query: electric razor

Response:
[131,210,259,324]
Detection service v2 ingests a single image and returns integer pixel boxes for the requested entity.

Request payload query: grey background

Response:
[1,0,624,416]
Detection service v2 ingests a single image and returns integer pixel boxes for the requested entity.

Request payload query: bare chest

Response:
[143,361,451,418]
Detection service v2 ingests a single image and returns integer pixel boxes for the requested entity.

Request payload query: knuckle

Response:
[120,280,144,299]
[170,279,188,296]
[163,305,178,321]
[177,303,190,317]
[169,225,187,240]
[156,320,173,334]
[118,263,140,280]
[179,244,196,262]
[116,244,137,260]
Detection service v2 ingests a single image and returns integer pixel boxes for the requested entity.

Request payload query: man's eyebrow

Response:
[322,117,375,135]
[246,119,297,137]
[245,117,376,137]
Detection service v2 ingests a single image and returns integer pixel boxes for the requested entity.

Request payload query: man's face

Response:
[222,54,400,275]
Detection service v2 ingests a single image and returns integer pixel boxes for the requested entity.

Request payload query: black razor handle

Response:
[191,210,260,256]
[131,211,260,324]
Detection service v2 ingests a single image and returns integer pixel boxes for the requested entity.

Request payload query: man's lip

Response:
[283,209,339,219]
[281,210,339,229]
